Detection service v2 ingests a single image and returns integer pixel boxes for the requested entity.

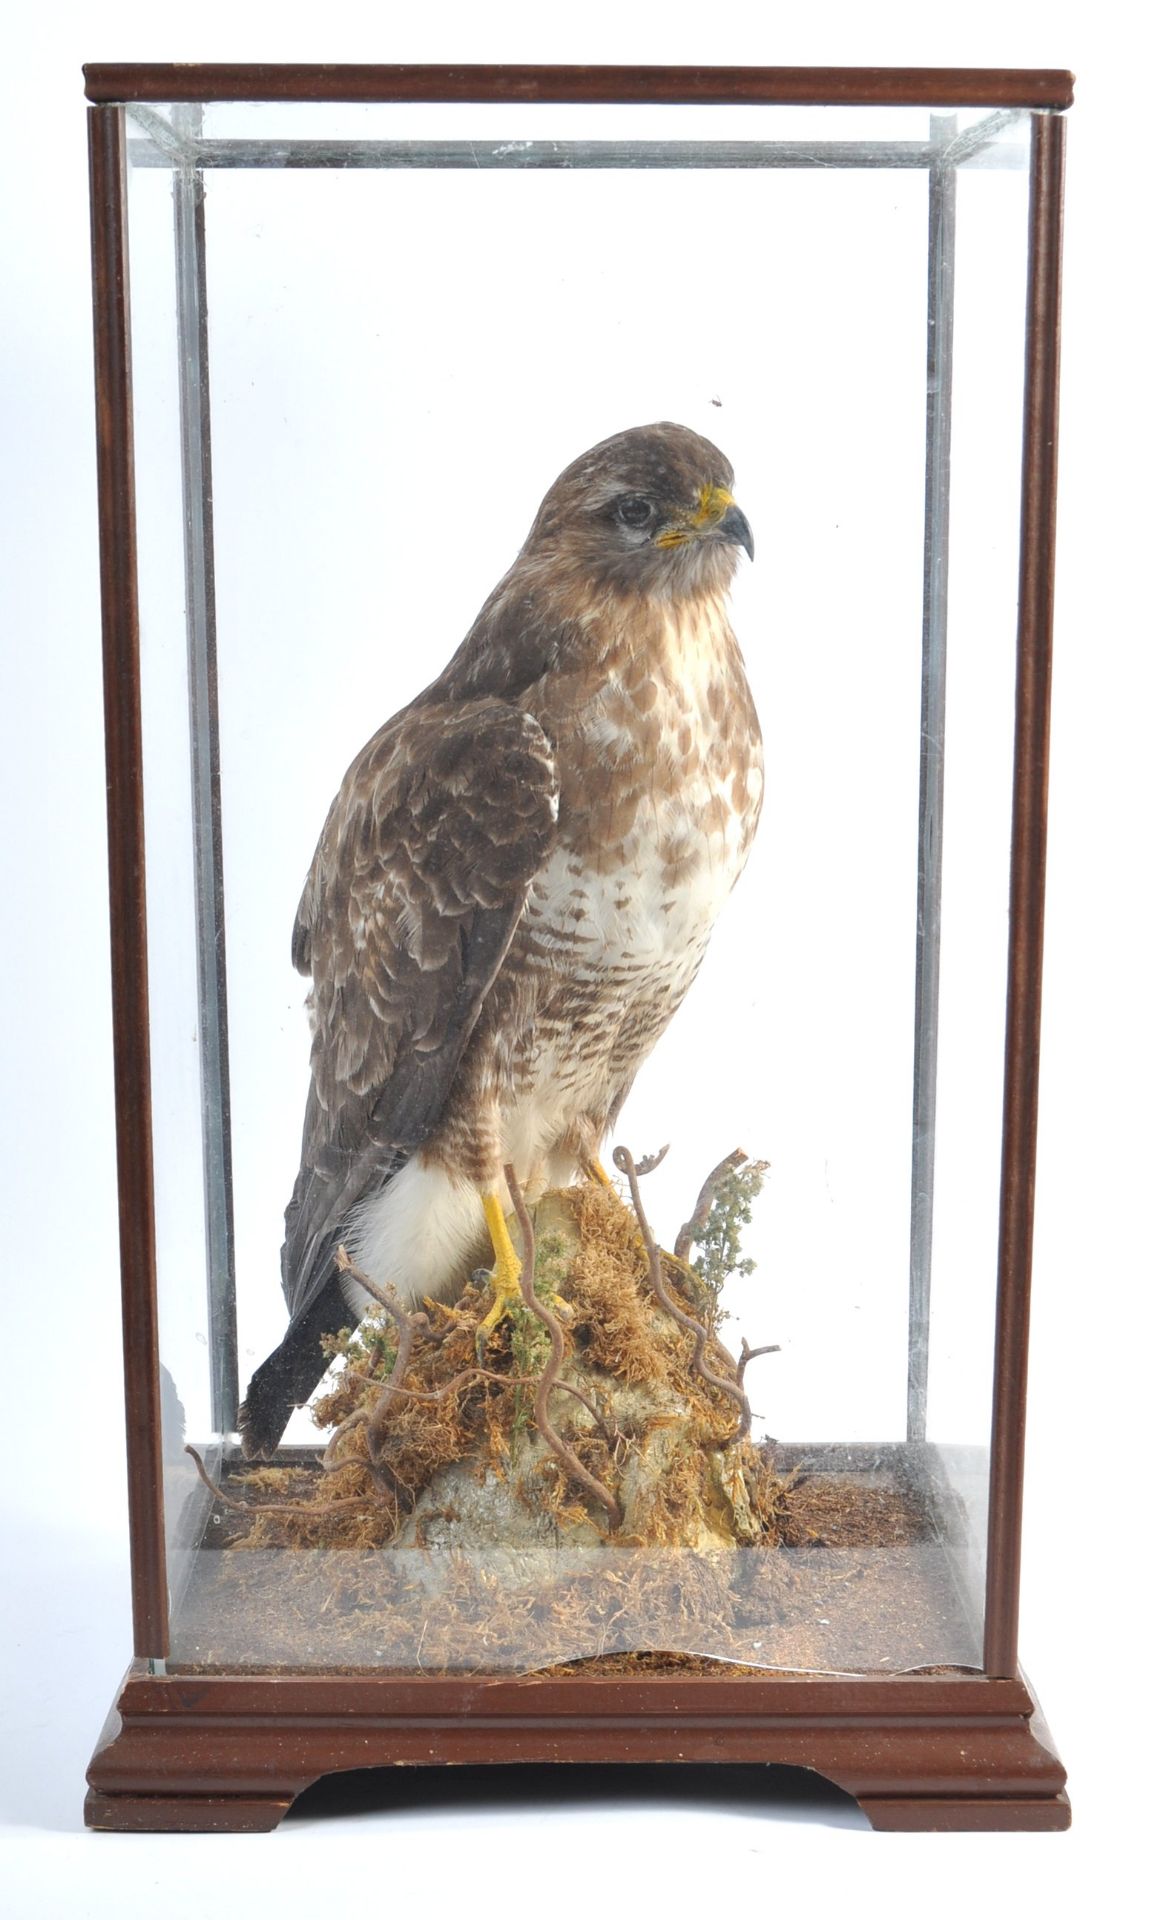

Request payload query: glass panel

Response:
[125,156,220,1607]
[188,100,989,147]
[124,98,1035,1675]
[124,101,1025,170]
[924,113,1032,1627]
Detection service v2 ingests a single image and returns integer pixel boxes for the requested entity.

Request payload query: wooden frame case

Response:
[84,63,1071,1833]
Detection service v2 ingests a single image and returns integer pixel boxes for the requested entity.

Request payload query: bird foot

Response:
[476,1188,527,1357]
[586,1157,616,1190]
[475,1256,523,1359]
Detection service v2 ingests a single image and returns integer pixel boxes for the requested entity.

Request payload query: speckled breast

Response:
[509,594,763,1123]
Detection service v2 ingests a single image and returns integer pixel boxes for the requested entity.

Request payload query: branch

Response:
[674,1148,748,1263]
[504,1163,622,1527]
[185,1444,378,1520]
[634,1142,670,1177]
[333,1246,431,1464]
[321,1405,370,1470]
[614,1144,754,1447]
[737,1339,781,1386]
[336,1358,615,1439]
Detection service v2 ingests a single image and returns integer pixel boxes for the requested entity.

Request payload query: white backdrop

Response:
[1,0,1146,1903]
[128,114,1022,1453]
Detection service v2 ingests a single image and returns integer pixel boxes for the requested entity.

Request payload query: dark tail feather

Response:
[243,1146,408,1459]
[237,1272,355,1460]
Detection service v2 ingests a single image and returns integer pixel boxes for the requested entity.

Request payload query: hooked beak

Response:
[654,487,756,560]
[713,501,754,561]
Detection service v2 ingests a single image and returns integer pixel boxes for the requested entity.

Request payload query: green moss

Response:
[691,1159,769,1330]
[505,1231,574,1450]
[322,1308,398,1375]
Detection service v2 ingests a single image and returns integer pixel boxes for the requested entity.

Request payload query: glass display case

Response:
[84,63,1072,1832]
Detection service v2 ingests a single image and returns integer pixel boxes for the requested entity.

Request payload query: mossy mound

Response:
[181,1172,976,1674]
[229,1176,784,1555]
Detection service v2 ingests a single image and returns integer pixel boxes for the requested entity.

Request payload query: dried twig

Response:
[334,1247,431,1464]
[185,1443,379,1521]
[321,1406,370,1470]
[314,1412,415,1515]
[674,1148,749,1263]
[634,1143,670,1177]
[323,1241,618,1477]
[336,1358,615,1439]
[505,1162,623,1528]
[737,1339,781,1386]
[614,1144,754,1447]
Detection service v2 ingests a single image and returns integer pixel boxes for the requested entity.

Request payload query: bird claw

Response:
[475,1259,524,1360]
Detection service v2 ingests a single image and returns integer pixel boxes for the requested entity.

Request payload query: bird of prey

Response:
[239,422,762,1459]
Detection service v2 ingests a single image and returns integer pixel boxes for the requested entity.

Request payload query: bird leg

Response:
[476,1189,524,1350]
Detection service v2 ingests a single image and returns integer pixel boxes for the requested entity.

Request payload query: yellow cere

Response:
[693,484,735,527]
[654,485,734,547]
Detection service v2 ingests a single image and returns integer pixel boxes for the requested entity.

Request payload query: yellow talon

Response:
[477,1191,524,1345]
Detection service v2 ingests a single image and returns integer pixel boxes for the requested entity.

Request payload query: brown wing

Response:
[281,697,558,1322]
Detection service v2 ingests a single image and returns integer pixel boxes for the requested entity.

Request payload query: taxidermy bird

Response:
[239,422,762,1458]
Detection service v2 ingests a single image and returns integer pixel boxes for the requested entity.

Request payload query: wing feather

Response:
[281,697,557,1323]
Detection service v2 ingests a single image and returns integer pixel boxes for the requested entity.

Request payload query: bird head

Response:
[523,422,754,601]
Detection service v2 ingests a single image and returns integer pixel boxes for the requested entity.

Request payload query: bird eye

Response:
[615,494,654,528]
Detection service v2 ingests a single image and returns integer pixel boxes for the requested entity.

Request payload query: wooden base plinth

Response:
[860,1792,1071,1832]
[86,1665,1069,1833]
[85,1789,294,1833]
